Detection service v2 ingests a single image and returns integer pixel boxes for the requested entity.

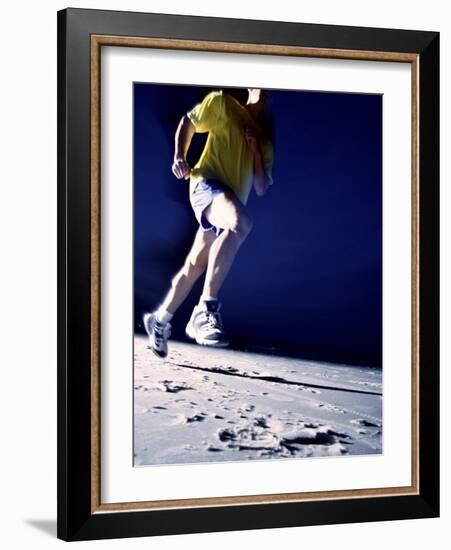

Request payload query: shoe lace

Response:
[205,311,222,330]
[154,321,171,342]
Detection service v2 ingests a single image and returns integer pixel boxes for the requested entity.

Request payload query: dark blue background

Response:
[134,83,382,367]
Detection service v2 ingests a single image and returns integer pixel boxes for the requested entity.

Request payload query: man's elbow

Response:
[180,114,195,134]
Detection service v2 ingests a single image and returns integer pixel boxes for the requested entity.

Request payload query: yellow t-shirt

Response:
[186,90,274,205]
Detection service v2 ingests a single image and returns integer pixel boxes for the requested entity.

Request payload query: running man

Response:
[143,88,274,358]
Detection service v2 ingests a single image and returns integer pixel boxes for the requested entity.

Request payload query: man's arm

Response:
[245,127,272,196]
[172,115,196,179]
[253,149,272,196]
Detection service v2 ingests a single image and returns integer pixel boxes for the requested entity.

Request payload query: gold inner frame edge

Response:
[90,35,420,514]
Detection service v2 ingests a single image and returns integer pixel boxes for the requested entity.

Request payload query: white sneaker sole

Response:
[185,322,229,348]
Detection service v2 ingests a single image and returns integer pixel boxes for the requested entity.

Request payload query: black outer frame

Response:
[57,8,439,542]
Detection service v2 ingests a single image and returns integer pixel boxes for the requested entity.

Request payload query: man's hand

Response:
[173,115,195,179]
[245,127,260,155]
[172,156,191,180]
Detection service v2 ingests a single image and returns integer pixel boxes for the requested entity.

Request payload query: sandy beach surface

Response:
[133,335,382,466]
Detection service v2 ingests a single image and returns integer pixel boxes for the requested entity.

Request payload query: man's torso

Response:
[189,91,265,204]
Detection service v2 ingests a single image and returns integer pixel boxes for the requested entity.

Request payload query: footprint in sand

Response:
[160,381,193,393]
[317,403,346,414]
[281,426,351,450]
[185,413,207,423]
[351,419,381,428]
[254,417,270,429]
[218,428,237,443]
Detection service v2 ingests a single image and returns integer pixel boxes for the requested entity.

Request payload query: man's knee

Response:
[231,212,253,239]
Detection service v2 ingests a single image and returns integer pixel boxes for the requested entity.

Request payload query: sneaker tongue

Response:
[203,299,220,313]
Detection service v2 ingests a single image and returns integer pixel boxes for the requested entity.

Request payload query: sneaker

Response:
[185,300,229,347]
[143,312,171,358]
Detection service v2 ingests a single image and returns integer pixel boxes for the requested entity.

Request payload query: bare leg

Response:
[158,228,216,314]
[202,192,253,298]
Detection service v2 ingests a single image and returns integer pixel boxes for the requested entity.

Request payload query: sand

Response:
[133,336,382,466]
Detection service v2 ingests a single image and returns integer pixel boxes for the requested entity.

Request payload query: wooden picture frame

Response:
[57,7,439,541]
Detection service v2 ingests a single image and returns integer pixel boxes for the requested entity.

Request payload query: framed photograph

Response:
[57,8,439,541]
